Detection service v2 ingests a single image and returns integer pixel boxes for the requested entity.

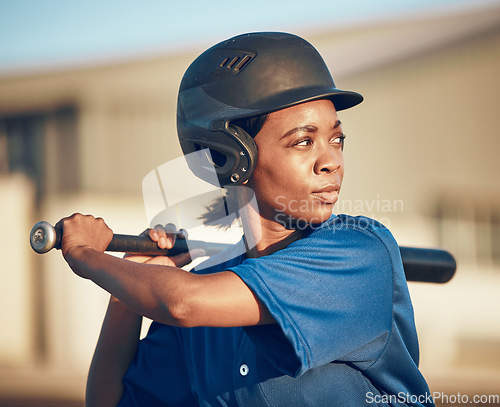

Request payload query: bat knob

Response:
[30,221,58,254]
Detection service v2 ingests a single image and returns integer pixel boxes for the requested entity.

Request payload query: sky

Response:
[0,0,498,75]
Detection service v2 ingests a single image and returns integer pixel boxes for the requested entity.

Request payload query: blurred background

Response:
[1,0,500,405]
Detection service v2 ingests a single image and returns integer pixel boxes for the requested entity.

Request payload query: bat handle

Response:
[30,221,62,254]
[29,221,227,256]
[107,233,190,255]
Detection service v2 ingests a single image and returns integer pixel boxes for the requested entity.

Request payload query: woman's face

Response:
[247,99,344,228]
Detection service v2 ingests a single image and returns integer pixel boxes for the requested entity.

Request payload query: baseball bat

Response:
[29,221,228,256]
[29,221,456,283]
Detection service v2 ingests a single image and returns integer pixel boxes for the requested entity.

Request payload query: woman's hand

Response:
[124,224,204,268]
[57,213,113,260]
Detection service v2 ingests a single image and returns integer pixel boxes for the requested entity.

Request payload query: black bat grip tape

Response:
[107,234,189,256]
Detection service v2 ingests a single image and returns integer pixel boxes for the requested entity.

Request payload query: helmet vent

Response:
[227,57,239,69]
[235,55,252,70]
[220,54,253,72]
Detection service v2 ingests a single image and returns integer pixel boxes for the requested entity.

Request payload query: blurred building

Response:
[0,4,499,406]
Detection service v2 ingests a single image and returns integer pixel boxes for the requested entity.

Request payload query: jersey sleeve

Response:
[227,216,396,377]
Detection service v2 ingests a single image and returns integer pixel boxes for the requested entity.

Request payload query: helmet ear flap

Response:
[180,121,258,186]
[224,124,258,185]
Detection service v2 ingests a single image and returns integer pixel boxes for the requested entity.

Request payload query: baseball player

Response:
[59,32,434,406]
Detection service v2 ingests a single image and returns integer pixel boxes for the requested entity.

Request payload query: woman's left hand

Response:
[57,213,113,260]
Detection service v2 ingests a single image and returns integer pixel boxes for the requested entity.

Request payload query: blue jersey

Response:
[118,215,434,406]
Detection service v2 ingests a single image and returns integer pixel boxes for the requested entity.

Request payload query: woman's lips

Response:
[312,185,340,204]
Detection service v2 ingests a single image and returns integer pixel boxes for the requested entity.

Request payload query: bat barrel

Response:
[400,246,456,283]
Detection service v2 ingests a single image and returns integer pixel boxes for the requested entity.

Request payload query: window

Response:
[0,106,79,198]
[434,197,500,267]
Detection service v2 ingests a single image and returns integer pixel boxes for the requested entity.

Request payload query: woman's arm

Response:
[61,213,274,328]
[85,296,142,407]
[85,231,198,407]
[67,245,273,327]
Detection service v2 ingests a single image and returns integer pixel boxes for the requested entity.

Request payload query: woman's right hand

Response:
[124,224,205,268]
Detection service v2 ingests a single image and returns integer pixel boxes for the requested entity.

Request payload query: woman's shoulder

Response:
[314,213,388,231]
[297,214,401,264]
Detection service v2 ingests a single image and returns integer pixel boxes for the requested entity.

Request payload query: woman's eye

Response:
[332,135,346,147]
[295,139,311,146]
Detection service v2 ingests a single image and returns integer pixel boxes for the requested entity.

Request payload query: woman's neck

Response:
[247,226,302,258]
[239,206,302,258]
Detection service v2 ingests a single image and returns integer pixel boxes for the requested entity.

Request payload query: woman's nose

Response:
[314,146,341,174]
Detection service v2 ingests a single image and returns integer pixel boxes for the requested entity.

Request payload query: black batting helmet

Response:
[177,32,363,186]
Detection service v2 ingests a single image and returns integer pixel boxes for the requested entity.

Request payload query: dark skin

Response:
[62,99,345,407]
